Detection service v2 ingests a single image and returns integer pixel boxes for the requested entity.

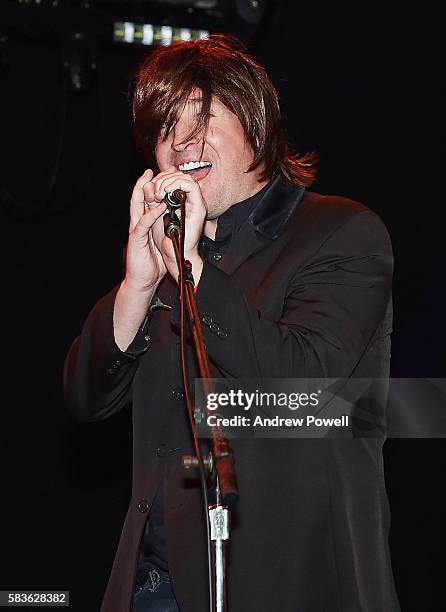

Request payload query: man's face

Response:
[155,95,267,219]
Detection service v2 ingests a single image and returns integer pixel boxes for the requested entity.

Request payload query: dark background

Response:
[1,1,444,610]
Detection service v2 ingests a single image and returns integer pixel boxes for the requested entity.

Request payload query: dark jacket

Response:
[64,175,400,612]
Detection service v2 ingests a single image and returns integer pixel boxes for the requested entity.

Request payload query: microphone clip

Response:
[165,189,186,209]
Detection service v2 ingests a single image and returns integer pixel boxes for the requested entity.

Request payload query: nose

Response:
[171,122,202,152]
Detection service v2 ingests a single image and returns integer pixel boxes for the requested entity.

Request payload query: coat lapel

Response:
[218,174,306,276]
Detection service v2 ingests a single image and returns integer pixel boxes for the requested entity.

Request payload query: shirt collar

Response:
[209,179,272,246]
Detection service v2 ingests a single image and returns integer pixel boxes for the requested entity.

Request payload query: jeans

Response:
[132,568,180,612]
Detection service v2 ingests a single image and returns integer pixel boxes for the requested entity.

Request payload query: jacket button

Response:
[106,361,121,375]
[156,444,169,458]
[138,499,149,513]
[212,252,222,262]
[202,315,213,325]
[171,387,184,401]
[209,322,220,333]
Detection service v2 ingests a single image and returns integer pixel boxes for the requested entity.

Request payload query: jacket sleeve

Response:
[190,210,393,379]
[64,285,154,422]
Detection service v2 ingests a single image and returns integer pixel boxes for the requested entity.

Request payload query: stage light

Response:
[113,21,208,46]
[3,0,274,53]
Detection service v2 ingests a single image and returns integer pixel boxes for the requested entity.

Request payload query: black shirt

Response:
[199,182,269,263]
[137,181,271,577]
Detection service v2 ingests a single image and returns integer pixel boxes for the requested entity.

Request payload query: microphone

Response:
[165,189,186,208]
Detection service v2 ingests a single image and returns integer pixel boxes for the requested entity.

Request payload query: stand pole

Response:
[209,478,230,612]
[164,203,238,612]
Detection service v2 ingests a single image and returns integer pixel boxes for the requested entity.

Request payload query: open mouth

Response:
[178,160,212,182]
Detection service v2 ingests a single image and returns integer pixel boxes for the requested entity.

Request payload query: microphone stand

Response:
[163,191,239,612]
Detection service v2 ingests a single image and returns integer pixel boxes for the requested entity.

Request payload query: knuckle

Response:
[134,172,152,189]
[142,189,155,202]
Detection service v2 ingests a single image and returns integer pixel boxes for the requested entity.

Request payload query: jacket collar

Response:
[218,174,306,276]
[250,173,306,240]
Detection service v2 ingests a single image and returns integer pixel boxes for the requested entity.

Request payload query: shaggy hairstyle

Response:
[132,34,317,187]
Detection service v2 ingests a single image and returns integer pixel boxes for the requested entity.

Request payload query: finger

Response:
[154,174,196,202]
[132,202,167,240]
[151,166,178,194]
[130,168,153,207]
[141,180,157,207]
[141,169,178,208]
[130,168,154,232]
[151,209,167,251]
[153,170,187,201]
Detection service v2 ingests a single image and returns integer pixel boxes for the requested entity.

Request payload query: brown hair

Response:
[132,34,317,187]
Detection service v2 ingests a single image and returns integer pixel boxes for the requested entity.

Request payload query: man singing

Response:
[65,34,400,611]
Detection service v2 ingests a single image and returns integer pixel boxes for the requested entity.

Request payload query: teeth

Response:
[178,161,212,171]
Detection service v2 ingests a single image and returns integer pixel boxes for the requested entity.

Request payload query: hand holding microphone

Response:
[147,167,206,285]
[114,168,205,351]
[122,171,190,296]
